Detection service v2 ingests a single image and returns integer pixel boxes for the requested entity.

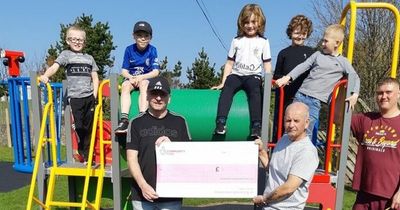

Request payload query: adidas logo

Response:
[154,81,163,90]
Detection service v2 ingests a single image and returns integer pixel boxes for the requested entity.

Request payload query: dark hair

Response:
[286,15,313,39]
[237,4,266,37]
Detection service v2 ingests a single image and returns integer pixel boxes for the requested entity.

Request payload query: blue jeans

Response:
[132,200,182,210]
[293,92,321,139]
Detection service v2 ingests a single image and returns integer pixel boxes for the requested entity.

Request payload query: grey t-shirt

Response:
[263,135,319,210]
[55,50,99,98]
[288,51,360,103]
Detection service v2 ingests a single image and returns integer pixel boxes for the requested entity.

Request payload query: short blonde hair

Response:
[377,77,400,89]
[66,25,86,40]
[237,4,266,37]
[324,24,345,43]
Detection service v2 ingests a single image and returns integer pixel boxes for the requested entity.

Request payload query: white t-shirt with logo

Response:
[228,36,271,76]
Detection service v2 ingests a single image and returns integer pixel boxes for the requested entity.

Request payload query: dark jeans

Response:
[69,95,96,160]
[216,74,262,125]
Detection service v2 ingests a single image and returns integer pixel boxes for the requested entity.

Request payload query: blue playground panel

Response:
[6,77,63,173]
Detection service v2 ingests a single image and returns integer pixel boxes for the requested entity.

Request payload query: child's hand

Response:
[39,75,49,84]
[345,93,359,110]
[129,76,139,87]
[274,76,291,87]
[211,83,224,90]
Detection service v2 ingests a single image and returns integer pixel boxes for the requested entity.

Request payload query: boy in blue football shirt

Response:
[115,21,160,133]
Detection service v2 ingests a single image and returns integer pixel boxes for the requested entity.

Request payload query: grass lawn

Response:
[0,146,356,209]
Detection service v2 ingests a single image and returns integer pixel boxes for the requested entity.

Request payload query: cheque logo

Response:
[159,146,185,156]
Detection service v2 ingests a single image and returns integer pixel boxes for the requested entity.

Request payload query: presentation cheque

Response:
[156,141,259,198]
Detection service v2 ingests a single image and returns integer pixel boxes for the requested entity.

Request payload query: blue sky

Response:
[0,0,317,80]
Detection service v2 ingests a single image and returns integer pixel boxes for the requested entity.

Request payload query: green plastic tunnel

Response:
[128,89,251,141]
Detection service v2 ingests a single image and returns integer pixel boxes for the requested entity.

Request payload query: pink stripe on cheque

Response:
[157,164,257,183]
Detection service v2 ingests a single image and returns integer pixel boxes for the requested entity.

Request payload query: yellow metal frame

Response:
[27,79,111,210]
[27,81,56,209]
[339,1,400,77]
[327,1,400,173]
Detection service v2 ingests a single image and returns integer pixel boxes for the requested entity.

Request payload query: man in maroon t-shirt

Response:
[351,77,400,210]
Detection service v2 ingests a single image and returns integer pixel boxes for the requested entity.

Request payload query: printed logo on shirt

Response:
[132,67,144,76]
[234,62,261,72]
[139,126,178,138]
[145,58,150,66]
[66,63,92,77]
[253,48,260,57]
[361,125,399,152]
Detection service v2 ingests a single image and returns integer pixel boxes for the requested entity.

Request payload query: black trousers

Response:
[216,74,263,124]
[69,95,96,160]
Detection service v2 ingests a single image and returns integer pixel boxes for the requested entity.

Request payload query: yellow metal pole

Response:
[340,1,400,76]
[26,103,51,210]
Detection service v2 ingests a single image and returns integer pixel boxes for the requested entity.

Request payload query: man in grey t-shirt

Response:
[253,102,319,209]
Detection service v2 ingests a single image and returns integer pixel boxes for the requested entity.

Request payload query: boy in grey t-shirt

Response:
[39,25,99,164]
[275,24,360,138]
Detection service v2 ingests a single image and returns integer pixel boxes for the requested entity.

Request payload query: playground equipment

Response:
[26,71,267,209]
[305,2,400,210]
[24,1,400,209]
[1,49,64,173]
[27,79,110,210]
[0,49,25,77]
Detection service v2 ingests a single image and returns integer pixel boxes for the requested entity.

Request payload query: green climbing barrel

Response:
[128,89,251,141]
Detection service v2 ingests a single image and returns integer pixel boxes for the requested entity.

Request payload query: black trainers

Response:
[250,124,262,138]
[214,123,226,135]
[115,120,129,133]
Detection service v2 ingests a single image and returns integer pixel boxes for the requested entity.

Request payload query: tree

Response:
[159,56,183,88]
[45,14,116,81]
[310,0,400,109]
[186,48,219,89]
[171,61,184,88]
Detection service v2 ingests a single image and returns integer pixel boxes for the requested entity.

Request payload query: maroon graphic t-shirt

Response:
[351,112,400,198]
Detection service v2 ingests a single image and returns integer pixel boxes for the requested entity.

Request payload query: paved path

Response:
[0,162,31,192]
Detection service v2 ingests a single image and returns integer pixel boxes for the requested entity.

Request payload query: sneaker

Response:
[115,120,129,133]
[250,124,262,138]
[73,153,84,163]
[214,123,226,135]
[83,160,95,166]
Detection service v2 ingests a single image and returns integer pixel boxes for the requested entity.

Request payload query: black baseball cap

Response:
[133,21,152,36]
[148,76,170,94]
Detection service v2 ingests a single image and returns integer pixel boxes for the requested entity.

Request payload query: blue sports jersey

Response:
[122,44,160,76]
